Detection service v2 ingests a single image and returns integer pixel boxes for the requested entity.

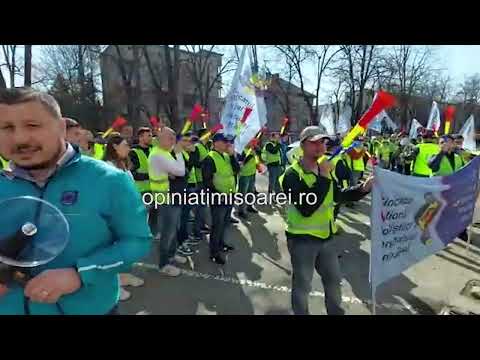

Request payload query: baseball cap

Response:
[299,126,331,143]
[212,132,228,142]
[225,134,236,143]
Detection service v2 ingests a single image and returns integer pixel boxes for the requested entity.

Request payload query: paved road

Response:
[120,172,480,315]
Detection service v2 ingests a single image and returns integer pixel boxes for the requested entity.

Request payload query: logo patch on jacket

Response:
[61,191,78,205]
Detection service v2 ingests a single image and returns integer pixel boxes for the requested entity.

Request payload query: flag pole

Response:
[372,285,377,315]
[465,224,473,257]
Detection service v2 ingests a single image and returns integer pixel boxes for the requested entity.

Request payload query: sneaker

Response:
[222,244,235,252]
[247,206,258,213]
[119,287,131,301]
[173,255,188,265]
[210,253,226,265]
[154,234,161,241]
[159,264,181,277]
[177,244,194,256]
[120,273,145,287]
[185,236,201,246]
[230,217,240,224]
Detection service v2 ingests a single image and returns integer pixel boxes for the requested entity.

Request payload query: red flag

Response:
[149,116,159,129]
[444,105,456,134]
[240,107,253,124]
[358,91,396,128]
[111,116,127,130]
[103,116,128,138]
[190,104,204,122]
[280,117,289,136]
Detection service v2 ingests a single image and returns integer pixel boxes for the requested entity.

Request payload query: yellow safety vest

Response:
[207,150,236,193]
[239,150,258,177]
[262,142,281,165]
[194,142,209,183]
[279,161,337,239]
[148,147,174,204]
[434,153,464,177]
[412,143,440,177]
[93,143,106,160]
[182,150,197,185]
[0,156,9,170]
[346,151,365,172]
[131,147,150,193]
[376,142,391,162]
[330,155,349,189]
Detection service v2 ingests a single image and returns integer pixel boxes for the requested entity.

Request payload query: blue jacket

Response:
[0,146,152,314]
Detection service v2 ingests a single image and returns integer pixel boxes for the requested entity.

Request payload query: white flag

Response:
[426,101,441,132]
[319,105,336,135]
[220,46,267,154]
[409,118,422,139]
[460,115,476,152]
[370,110,396,133]
[337,104,352,134]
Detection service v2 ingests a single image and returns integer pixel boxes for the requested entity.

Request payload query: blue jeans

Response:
[267,165,282,193]
[286,234,344,315]
[177,187,201,245]
[157,204,182,268]
[196,183,210,228]
[237,175,255,213]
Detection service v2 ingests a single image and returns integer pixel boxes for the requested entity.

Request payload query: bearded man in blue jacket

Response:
[0,88,152,315]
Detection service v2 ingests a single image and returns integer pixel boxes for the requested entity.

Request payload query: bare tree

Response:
[39,45,100,92]
[311,45,342,123]
[24,45,32,86]
[2,45,22,87]
[183,45,236,111]
[457,73,480,104]
[386,45,435,127]
[274,45,317,124]
[142,45,167,122]
[335,45,382,125]
[418,72,453,103]
[0,69,6,88]
[162,45,182,130]
[331,77,348,128]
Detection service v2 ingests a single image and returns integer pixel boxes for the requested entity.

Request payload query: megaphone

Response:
[0,196,70,285]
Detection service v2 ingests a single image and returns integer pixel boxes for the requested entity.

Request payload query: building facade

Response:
[263,73,315,137]
[100,45,223,130]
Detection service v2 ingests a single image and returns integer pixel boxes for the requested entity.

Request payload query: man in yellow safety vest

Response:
[237,140,261,219]
[202,132,240,265]
[262,132,282,194]
[148,127,186,277]
[279,126,373,315]
[410,130,440,177]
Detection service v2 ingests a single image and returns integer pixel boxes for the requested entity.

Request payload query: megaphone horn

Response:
[0,223,37,260]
